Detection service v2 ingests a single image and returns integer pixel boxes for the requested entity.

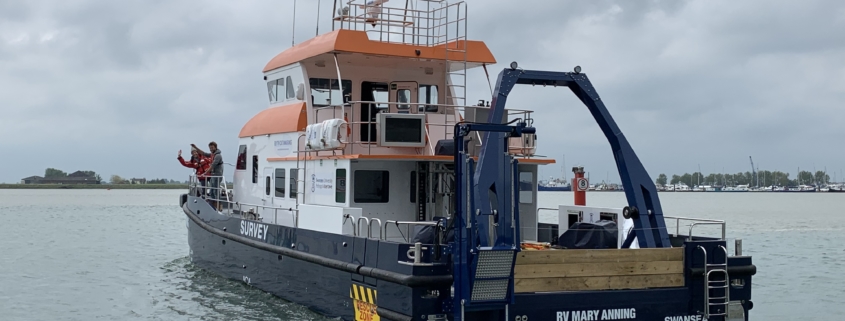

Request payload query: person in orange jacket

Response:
[178,148,211,197]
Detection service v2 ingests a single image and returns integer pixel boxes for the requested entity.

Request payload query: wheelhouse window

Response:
[236,145,247,170]
[286,76,296,99]
[252,155,258,183]
[519,172,533,203]
[275,169,286,197]
[397,89,411,113]
[310,78,351,107]
[336,169,347,203]
[418,85,439,112]
[360,82,389,142]
[289,169,298,198]
[267,78,285,102]
[354,170,389,203]
[267,81,276,102]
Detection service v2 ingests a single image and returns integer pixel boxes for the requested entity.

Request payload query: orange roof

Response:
[239,102,307,138]
[264,29,497,72]
[268,154,555,165]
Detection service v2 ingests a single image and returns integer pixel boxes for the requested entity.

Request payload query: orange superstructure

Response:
[263,29,496,72]
[238,102,307,138]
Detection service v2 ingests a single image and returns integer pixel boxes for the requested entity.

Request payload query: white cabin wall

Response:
[233,132,302,225]
[303,158,350,207]
[350,160,417,220]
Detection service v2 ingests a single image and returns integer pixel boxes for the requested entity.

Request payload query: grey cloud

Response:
[0,0,843,184]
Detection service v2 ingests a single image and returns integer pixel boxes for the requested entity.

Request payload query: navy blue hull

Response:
[186,207,356,319]
[181,194,753,321]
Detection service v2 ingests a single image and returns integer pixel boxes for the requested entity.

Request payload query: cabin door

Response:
[390,81,418,114]
[262,167,274,206]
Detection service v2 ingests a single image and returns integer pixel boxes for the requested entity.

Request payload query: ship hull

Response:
[185,202,356,320]
[538,185,572,191]
[182,194,753,321]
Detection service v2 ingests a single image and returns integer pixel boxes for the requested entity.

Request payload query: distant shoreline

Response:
[0,184,188,189]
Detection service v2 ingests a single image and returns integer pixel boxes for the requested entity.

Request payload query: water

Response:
[1,190,843,320]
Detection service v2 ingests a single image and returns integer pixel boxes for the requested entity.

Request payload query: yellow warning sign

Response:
[350,283,380,321]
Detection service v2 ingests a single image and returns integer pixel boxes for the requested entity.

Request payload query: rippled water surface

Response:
[1,189,843,320]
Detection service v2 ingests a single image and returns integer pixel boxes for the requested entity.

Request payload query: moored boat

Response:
[178,1,756,320]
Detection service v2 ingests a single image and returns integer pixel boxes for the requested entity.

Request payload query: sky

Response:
[1,0,844,184]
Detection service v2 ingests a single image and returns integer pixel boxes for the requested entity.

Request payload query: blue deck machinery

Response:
[449,63,754,320]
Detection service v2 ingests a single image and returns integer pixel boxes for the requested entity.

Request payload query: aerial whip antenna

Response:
[316,0,321,36]
[291,0,297,46]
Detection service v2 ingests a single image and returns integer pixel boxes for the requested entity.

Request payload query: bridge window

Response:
[354,170,388,203]
[397,89,411,112]
[267,81,275,102]
[519,172,533,203]
[286,76,295,99]
[275,169,286,197]
[289,169,298,198]
[267,78,285,102]
[336,169,347,203]
[360,82,389,142]
[419,85,438,112]
[310,78,351,107]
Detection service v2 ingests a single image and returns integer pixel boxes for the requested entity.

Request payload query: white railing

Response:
[663,215,726,241]
[312,101,536,156]
[188,175,299,226]
[382,220,439,242]
[332,1,467,47]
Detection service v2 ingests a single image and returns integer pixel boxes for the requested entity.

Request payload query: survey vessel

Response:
[179,1,756,320]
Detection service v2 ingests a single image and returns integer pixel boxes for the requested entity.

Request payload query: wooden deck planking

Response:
[514,273,685,293]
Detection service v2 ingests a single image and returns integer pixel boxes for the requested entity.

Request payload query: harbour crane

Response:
[749,156,757,187]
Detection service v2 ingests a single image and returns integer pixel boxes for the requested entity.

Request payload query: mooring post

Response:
[572,166,587,205]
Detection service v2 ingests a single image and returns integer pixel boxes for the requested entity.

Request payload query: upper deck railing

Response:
[332,0,466,48]
[311,101,537,156]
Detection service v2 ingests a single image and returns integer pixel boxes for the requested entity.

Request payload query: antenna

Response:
[316,0,321,36]
[291,0,297,46]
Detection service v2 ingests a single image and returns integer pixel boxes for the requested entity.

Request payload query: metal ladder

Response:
[697,245,730,318]
[439,2,468,110]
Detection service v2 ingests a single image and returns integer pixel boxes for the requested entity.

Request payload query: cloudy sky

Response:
[1,0,844,184]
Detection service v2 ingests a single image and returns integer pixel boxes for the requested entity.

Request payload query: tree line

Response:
[43,168,178,185]
[655,170,831,187]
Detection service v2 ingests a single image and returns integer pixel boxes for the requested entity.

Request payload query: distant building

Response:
[21,176,43,184]
[130,178,147,184]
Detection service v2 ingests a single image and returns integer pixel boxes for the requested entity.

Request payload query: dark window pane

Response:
[265,176,271,196]
[410,171,416,203]
[236,145,247,170]
[252,156,258,183]
[336,169,347,203]
[289,169,298,199]
[275,168,286,197]
[354,170,389,203]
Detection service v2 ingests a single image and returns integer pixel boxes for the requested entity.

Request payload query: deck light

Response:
[510,61,518,70]
[574,65,582,74]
